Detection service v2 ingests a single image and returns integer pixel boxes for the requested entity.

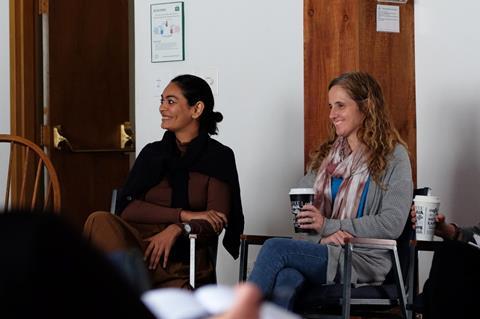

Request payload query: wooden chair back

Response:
[0,134,61,213]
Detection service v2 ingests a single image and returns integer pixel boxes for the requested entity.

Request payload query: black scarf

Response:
[116,131,244,259]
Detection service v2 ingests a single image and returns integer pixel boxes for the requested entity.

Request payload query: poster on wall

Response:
[150,2,185,63]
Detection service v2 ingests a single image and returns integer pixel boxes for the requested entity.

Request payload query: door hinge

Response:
[39,0,49,15]
[41,125,51,148]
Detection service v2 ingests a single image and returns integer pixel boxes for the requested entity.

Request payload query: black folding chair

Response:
[110,188,219,289]
[239,187,430,319]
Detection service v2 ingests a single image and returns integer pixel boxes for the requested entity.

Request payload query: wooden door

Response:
[46,0,132,228]
[304,0,416,181]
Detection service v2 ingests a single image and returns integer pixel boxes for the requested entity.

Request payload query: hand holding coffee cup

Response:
[411,208,458,240]
[289,188,315,233]
[297,204,325,233]
[413,195,440,241]
[433,213,459,240]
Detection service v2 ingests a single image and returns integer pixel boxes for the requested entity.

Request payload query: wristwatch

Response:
[182,222,192,235]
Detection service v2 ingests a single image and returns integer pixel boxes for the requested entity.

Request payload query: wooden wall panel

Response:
[9,0,42,142]
[9,0,43,205]
[304,0,416,182]
[304,1,359,166]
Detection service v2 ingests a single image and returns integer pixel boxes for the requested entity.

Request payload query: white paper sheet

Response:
[377,4,400,33]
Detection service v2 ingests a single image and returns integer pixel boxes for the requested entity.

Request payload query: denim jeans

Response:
[248,238,328,310]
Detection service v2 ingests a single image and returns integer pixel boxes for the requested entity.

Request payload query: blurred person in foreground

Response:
[0,212,268,319]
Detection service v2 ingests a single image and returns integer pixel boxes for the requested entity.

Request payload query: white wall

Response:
[134,0,304,284]
[415,0,480,288]
[0,0,11,206]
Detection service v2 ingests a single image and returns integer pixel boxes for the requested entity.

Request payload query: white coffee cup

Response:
[413,195,440,241]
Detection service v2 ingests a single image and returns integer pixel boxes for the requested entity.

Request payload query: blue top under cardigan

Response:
[331,176,370,217]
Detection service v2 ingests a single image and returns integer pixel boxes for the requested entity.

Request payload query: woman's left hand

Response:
[320,230,353,245]
[143,224,182,270]
[296,204,325,233]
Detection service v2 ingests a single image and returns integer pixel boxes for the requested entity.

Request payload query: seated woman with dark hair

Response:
[84,74,244,289]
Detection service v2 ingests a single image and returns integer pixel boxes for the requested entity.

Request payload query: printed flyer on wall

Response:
[150,2,184,63]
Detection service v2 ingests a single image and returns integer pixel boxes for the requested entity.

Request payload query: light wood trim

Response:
[31,158,43,210]
[9,0,44,209]
[5,144,14,209]
[19,147,30,208]
[10,0,41,140]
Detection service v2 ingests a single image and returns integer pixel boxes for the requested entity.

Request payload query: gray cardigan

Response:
[297,144,413,285]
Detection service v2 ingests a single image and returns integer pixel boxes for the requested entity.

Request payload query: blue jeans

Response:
[247,238,328,310]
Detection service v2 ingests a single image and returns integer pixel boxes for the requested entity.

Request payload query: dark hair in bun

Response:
[171,74,223,135]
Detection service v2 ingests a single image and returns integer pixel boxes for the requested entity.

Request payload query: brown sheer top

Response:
[121,141,231,236]
[121,172,230,235]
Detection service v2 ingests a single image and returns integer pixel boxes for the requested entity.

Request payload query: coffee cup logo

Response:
[289,188,315,233]
[413,195,440,241]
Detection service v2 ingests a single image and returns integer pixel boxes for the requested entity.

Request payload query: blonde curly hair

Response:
[308,72,407,184]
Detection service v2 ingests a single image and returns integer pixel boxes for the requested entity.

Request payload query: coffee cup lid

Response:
[289,188,315,195]
[413,195,440,204]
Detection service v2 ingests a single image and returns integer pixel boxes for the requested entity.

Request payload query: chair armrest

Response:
[189,234,197,288]
[188,231,222,288]
[345,237,397,250]
[342,236,407,316]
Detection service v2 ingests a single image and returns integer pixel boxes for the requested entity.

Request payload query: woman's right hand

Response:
[181,209,228,233]
[297,204,325,233]
[143,224,182,270]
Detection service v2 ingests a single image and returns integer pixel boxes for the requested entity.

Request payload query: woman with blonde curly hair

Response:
[248,72,413,310]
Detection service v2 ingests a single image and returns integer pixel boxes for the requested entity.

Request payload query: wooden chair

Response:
[0,134,61,214]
